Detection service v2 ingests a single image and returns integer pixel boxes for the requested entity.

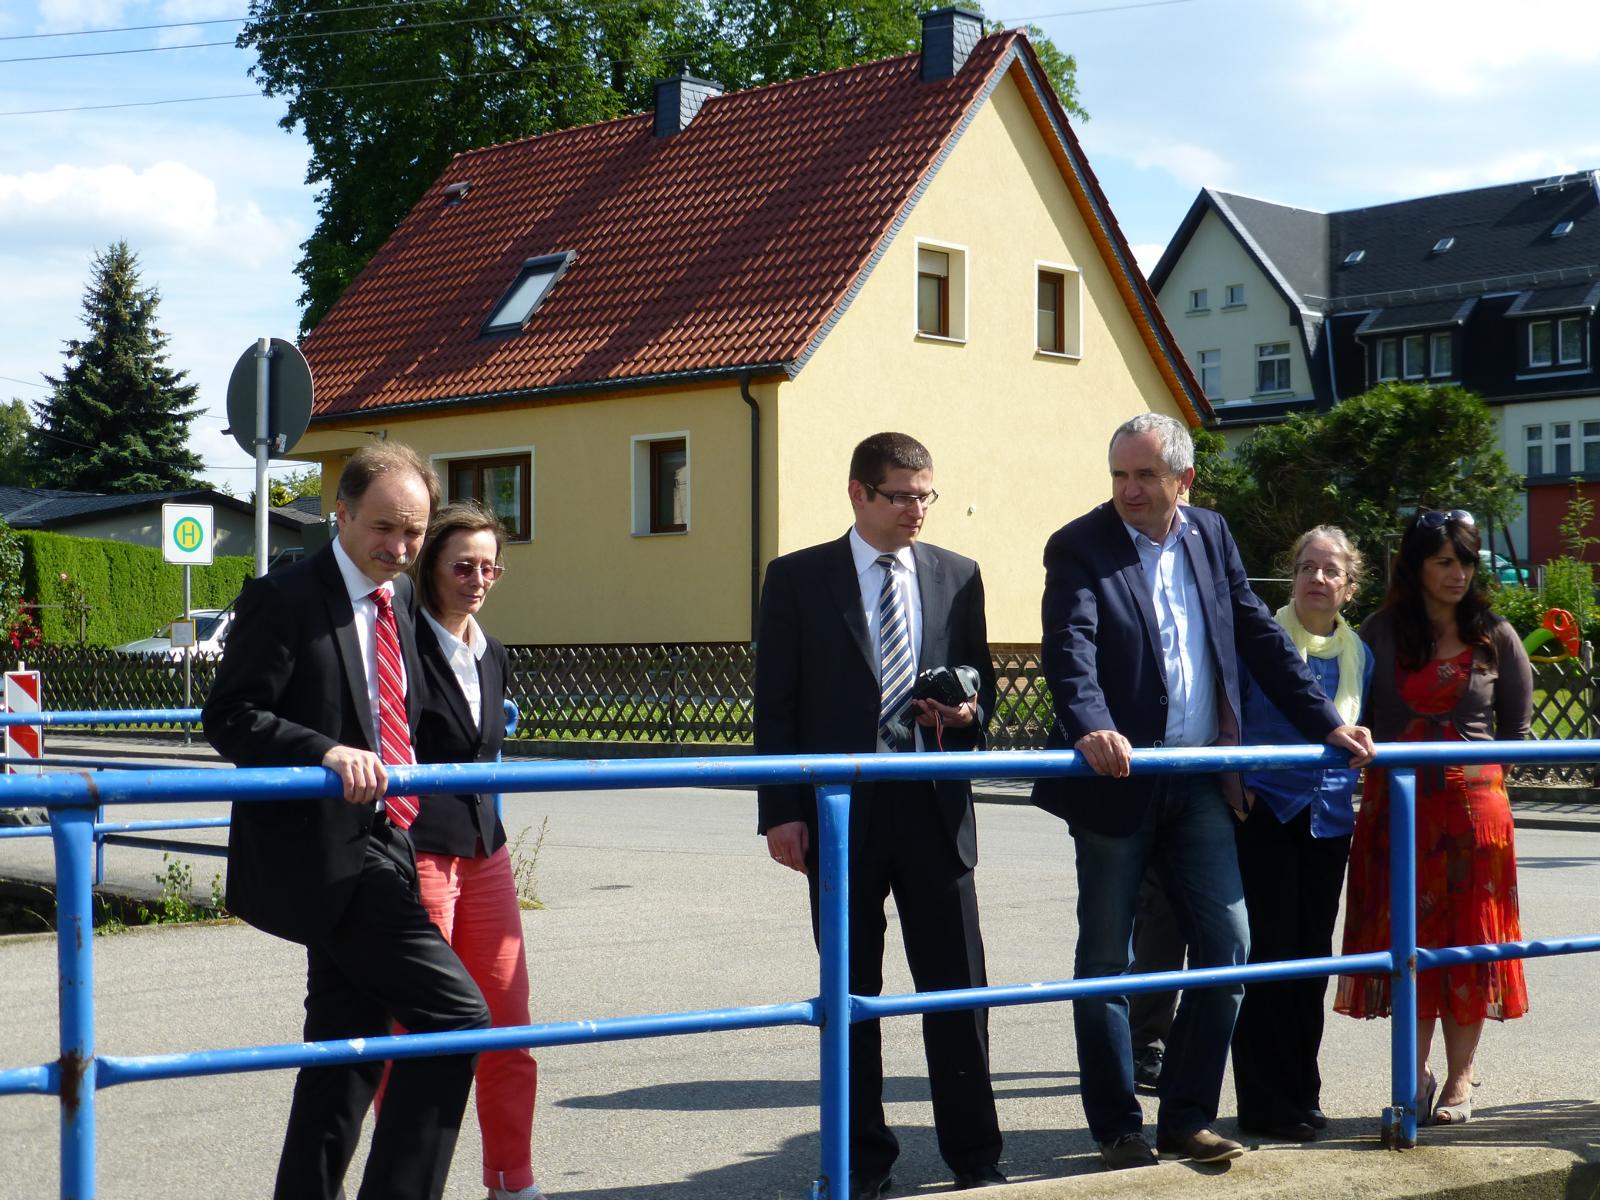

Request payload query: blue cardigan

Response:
[1239,642,1374,838]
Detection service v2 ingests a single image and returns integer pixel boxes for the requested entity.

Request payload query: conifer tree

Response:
[26,241,204,491]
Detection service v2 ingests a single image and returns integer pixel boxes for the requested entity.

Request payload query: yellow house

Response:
[291,9,1208,644]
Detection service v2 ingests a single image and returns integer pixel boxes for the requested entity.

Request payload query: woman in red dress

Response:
[1335,509,1533,1126]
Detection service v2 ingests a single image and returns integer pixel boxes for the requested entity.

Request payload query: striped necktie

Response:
[875,553,915,749]
[370,587,420,829]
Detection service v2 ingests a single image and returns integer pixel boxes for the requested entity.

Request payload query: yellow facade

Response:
[293,68,1188,645]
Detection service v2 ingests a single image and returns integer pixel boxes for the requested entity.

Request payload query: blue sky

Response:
[4,0,1598,490]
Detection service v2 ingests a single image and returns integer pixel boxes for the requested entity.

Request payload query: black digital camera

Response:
[888,665,981,739]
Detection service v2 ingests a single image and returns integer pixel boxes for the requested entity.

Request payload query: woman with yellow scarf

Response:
[1231,526,1373,1143]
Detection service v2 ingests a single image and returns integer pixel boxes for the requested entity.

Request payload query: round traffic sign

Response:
[226,337,314,459]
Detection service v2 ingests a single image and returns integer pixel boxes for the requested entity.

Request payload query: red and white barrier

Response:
[3,667,43,775]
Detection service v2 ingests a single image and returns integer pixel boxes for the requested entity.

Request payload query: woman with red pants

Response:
[388,500,543,1199]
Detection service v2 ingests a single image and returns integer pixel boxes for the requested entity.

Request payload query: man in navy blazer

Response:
[756,432,1005,1198]
[1032,414,1372,1170]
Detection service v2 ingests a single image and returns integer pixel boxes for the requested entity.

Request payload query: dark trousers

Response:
[806,780,1002,1178]
[1129,870,1184,1052]
[1231,803,1351,1125]
[275,819,491,1200]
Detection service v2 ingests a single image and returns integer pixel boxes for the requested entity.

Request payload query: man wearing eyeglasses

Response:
[755,431,1005,1198]
[1032,413,1374,1171]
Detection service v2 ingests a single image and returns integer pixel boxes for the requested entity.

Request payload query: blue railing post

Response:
[813,784,852,1200]
[1384,767,1420,1149]
[51,803,98,1198]
[93,803,105,887]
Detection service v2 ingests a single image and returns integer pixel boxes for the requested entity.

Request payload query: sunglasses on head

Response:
[1417,509,1474,530]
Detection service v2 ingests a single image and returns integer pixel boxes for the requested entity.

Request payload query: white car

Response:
[114,609,235,658]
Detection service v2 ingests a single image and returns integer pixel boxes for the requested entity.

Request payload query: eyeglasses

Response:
[447,560,505,581]
[864,483,940,509]
[1418,509,1474,530]
[1294,562,1346,582]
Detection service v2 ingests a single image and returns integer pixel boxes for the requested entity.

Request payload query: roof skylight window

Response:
[482,252,575,334]
[1432,237,1455,253]
[1342,249,1366,266]
[1552,221,1575,238]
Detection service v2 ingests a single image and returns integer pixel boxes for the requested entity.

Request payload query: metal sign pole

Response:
[253,337,272,579]
[182,564,193,743]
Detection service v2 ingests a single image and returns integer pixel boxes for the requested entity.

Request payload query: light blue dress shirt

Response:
[1123,509,1218,748]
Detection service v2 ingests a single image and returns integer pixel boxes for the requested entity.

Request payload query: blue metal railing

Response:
[2,726,1598,1199]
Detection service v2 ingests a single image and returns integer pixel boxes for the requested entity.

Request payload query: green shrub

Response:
[18,530,253,646]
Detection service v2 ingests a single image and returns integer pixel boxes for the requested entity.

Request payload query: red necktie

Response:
[370,587,419,829]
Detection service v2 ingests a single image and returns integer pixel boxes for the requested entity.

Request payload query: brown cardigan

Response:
[1359,607,1534,743]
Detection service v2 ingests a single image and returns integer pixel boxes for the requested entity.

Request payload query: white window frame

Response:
[630,431,690,536]
[431,445,536,542]
[1524,424,1544,477]
[913,237,968,343]
[1255,342,1291,394]
[1552,421,1573,476]
[1401,333,1427,380]
[1582,419,1600,474]
[1188,287,1209,313]
[1558,316,1585,365]
[1529,320,1555,368]
[1223,283,1245,308]
[1429,331,1453,378]
[1197,348,1222,400]
[1376,338,1398,381]
[1033,259,1082,359]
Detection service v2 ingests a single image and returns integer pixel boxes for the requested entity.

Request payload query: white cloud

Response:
[1370,148,1600,200]
[1080,121,1235,191]
[1128,242,1167,276]
[1305,0,1600,96]
[36,0,128,32]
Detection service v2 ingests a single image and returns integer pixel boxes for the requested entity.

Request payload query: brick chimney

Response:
[654,72,723,137]
[920,7,983,81]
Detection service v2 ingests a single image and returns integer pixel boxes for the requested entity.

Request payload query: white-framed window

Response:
[630,432,689,535]
[1525,425,1544,476]
[1256,342,1291,393]
[915,239,967,341]
[1529,316,1586,368]
[1034,261,1082,357]
[1430,331,1453,378]
[1376,338,1398,381]
[1585,420,1600,474]
[1224,284,1245,307]
[1553,422,1573,476]
[1402,333,1427,379]
[1197,348,1222,399]
[438,447,534,541]
[1188,288,1209,312]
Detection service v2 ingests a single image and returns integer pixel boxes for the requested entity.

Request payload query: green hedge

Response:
[18,530,254,647]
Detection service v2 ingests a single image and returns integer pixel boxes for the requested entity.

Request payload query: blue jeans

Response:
[1071,775,1249,1143]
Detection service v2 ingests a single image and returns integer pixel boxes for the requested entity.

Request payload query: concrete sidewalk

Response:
[3,776,1599,1199]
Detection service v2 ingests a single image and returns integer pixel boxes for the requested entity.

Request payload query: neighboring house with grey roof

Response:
[0,486,318,563]
[1149,171,1600,562]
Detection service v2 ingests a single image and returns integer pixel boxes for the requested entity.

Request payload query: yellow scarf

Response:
[1275,603,1364,726]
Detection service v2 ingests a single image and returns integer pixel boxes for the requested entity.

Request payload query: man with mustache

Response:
[205,443,489,1200]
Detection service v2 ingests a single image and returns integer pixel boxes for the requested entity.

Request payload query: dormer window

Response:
[482,252,575,335]
[1527,316,1585,369]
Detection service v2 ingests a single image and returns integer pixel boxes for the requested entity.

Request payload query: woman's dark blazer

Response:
[409,614,511,858]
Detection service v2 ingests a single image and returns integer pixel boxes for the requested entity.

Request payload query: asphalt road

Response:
[2,782,1599,1199]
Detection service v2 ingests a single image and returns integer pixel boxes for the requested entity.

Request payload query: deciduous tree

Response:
[25,242,204,492]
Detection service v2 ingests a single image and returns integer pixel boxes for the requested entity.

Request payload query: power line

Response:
[0,374,49,390]
[0,0,451,41]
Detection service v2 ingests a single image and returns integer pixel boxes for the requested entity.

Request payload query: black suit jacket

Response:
[1031,502,1340,835]
[754,532,997,869]
[203,542,428,943]
[407,616,510,859]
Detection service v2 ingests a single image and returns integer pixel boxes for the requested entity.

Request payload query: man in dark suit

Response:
[756,431,1006,1199]
[204,443,489,1200]
[1032,413,1372,1170]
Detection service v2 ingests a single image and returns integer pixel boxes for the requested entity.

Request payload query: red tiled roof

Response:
[303,31,1206,425]
[305,34,1020,418]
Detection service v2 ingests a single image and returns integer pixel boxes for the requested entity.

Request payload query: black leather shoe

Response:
[850,1170,894,1200]
[952,1164,1008,1188]
[1133,1045,1163,1094]
[1099,1132,1158,1170]
[1305,1108,1328,1130]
